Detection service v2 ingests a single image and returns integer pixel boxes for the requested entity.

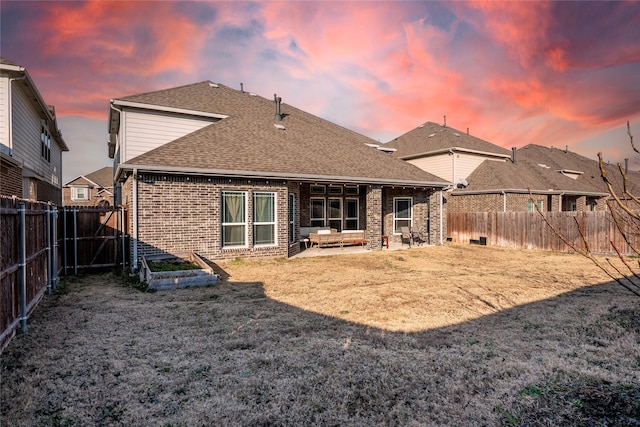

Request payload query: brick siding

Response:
[125,173,293,265]
[0,159,22,198]
[449,192,609,213]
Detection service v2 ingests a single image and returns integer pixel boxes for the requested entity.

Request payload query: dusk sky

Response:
[2,1,639,183]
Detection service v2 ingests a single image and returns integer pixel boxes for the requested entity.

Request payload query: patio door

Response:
[328,198,342,231]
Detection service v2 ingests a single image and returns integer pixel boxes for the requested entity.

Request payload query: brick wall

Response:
[126,173,292,265]
[365,185,382,250]
[429,189,445,245]
[0,159,22,198]
[448,193,503,212]
[382,187,432,245]
[35,180,62,205]
[448,192,609,213]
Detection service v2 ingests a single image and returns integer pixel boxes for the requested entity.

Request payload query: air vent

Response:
[209,82,219,88]
[428,133,436,138]
[274,124,285,130]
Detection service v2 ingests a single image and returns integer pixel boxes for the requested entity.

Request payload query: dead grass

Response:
[1,244,638,426]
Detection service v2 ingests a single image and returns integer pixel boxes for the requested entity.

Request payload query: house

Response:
[384,121,512,187]
[448,145,610,212]
[385,120,633,212]
[108,81,451,268]
[62,166,114,207]
[0,57,68,204]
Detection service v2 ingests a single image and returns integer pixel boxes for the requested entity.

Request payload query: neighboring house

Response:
[384,121,512,187]
[0,57,68,204]
[62,166,114,207]
[385,120,635,213]
[448,145,610,212]
[108,81,451,267]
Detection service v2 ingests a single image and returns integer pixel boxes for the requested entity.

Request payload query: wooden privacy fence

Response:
[1,197,58,352]
[1,197,128,352]
[447,211,640,255]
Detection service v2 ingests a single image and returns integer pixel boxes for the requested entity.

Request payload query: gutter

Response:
[111,99,229,120]
[114,163,453,189]
[452,188,609,197]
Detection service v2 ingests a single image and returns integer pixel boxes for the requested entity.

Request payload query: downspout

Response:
[450,149,456,184]
[8,71,27,152]
[110,102,124,204]
[439,189,443,245]
[501,191,506,212]
[109,102,124,159]
[132,168,138,272]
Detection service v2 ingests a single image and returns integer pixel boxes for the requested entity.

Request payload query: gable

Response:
[118,109,218,162]
[385,121,512,160]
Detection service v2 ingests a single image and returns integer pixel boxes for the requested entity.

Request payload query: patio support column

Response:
[366,185,382,250]
[429,189,446,245]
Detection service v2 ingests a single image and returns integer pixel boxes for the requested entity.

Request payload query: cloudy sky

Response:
[2,0,639,182]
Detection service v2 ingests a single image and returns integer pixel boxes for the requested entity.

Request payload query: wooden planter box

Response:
[139,252,218,290]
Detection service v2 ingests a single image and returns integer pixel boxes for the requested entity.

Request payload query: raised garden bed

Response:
[139,252,218,290]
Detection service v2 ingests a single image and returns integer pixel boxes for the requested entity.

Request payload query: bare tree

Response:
[532,121,640,297]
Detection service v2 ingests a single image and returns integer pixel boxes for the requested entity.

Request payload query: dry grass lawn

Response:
[1,244,638,426]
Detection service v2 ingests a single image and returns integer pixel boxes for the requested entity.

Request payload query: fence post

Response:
[73,208,78,275]
[52,206,58,289]
[121,205,126,271]
[18,201,27,333]
[63,207,68,275]
[46,204,52,295]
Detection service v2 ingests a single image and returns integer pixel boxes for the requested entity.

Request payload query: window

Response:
[289,194,295,243]
[328,198,342,231]
[222,191,247,247]
[310,185,325,194]
[344,186,359,195]
[393,197,412,234]
[345,198,359,230]
[310,198,325,227]
[527,200,543,212]
[71,187,89,201]
[327,186,343,195]
[40,123,51,162]
[253,192,276,246]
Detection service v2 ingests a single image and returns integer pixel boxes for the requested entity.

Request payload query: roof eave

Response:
[452,188,609,197]
[116,163,452,188]
[401,147,511,161]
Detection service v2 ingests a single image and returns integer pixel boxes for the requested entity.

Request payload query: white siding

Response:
[455,152,504,183]
[11,84,62,188]
[409,152,507,185]
[409,154,453,182]
[121,109,216,162]
[0,76,8,152]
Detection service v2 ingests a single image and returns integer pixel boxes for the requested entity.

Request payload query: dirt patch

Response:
[1,244,638,425]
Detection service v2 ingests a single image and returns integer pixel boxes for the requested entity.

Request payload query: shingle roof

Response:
[455,144,637,196]
[116,82,450,186]
[64,167,113,188]
[384,121,511,159]
[0,57,20,67]
[85,167,114,188]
